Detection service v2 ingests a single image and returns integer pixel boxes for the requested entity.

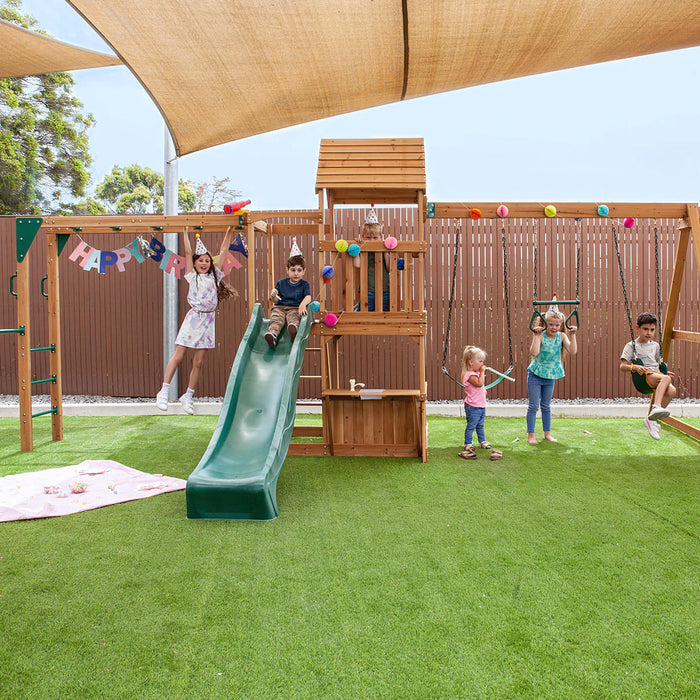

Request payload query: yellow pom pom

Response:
[335,239,349,253]
[544,205,557,218]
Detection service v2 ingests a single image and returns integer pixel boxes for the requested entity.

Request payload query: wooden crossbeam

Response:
[429,202,689,219]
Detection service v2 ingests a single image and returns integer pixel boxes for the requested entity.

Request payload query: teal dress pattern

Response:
[528,331,565,380]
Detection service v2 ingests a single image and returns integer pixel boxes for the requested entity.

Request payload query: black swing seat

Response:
[631,358,668,395]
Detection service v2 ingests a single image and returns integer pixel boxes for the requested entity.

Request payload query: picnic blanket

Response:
[0,460,186,522]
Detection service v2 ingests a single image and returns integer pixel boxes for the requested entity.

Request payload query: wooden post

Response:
[247,221,256,316]
[46,232,64,442]
[16,254,32,452]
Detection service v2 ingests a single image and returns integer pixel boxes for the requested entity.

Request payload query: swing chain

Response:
[654,226,663,343]
[502,225,514,365]
[612,223,637,355]
[441,218,462,377]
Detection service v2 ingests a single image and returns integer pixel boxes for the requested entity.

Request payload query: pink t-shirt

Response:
[463,370,487,408]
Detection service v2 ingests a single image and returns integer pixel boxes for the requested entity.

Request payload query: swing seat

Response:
[631,359,668,395]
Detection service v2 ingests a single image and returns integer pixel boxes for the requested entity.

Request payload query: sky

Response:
[18,0,700,210]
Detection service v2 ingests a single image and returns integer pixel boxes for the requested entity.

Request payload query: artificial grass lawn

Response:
[1,415,698,699]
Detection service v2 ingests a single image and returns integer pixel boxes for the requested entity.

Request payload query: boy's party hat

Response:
[365,205,379,225]
[290,236,302,257]
[195,234,209,256]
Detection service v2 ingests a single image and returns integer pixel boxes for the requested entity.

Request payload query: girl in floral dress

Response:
[156,227,236,414]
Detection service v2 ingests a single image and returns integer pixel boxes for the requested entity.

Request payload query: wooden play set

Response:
[3,138,700,454]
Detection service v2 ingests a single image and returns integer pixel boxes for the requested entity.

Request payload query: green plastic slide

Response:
[186,303,313,520]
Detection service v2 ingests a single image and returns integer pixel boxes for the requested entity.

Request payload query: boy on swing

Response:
[619,312,677,439]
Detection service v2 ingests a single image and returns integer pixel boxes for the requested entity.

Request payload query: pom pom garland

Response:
[623,217,635,228]
[544,205,557,218]
[335,239,349,253]
[597,204,609,217]
[323,313,338,327]
[496,205,509,218]
[322,265,335,279]
[347,243,361,257]
[309,300,321,313]
[469,208,482,220]
[384,236,398,249]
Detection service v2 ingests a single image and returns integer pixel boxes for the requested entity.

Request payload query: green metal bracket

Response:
[152,226,163,231]
[426,202,435,218]
[16,217,43,263]
[193,225,203,230]
[40,275,48,298]
[57,233,71,257]
[111,226,122,231]
[31,375,56,386]
[31,344,56,353]
[32,406,58,419]
[10,272,17,297]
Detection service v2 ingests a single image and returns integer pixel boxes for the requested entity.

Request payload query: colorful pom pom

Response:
[384,236,398,249]
[347,243,360,257]
[597,205,609,217]
[496,205,509,218]
[324,313,338,327]
[309,300,320,313]
[469,208,482,220]
[335,239,348,253]
[322,265,335,279]
[623,217,635,228]
[544,205,557,218]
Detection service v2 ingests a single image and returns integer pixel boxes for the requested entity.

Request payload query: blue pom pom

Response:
[347,243,360,257]
[322,265,335,279]
[597,204,609,217]
[309,300,320,313]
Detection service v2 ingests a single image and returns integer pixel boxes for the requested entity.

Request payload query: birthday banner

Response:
[68,235,246,278]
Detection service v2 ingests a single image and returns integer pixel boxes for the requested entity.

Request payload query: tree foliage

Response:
[0,1,95,214]
[95,164,196,214]
[182,176,242,212]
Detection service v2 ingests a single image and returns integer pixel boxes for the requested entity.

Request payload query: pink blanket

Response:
[0,460,186,522]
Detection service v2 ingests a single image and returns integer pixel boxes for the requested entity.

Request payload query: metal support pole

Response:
[163,126,179,401]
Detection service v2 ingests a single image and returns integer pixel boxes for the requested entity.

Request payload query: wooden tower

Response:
[289,138,428,461]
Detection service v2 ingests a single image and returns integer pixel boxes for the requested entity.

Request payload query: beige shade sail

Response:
[64,0,700,156]
[0,18,121,78]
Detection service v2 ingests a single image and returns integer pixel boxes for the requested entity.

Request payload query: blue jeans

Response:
[527,370,555,433]
[354,291,390,312]
[464,404,486,445]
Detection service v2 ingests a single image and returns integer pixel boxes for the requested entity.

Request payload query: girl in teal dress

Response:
[526,308,577,444]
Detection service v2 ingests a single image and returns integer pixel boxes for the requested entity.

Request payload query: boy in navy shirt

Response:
[265,255,312,348]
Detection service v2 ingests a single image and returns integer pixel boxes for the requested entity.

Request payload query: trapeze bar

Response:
[0,326,25,335]
[533,299,580,306]
[31,375,56,386]
[32,406,58,418]
[30,344,56,353]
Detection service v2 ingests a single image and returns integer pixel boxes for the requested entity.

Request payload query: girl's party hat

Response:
[195,234,209,256]
[548,293,559,313]
[290,236,302,257]
[365,205,379,225]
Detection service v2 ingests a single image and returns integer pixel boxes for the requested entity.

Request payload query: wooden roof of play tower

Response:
[316,138,426,205]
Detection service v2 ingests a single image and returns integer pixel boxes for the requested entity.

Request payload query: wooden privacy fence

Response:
[1,212,698,401]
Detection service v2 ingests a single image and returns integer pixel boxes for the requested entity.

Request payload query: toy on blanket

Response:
[71,483,88,494]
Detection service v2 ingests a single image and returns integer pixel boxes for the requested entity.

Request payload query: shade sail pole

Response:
[163,126,179,401]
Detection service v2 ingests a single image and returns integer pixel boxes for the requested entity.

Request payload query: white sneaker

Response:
[644,417,660,440]
[647,405,670,421]
[179,392,194,415]
[156,387,169,411]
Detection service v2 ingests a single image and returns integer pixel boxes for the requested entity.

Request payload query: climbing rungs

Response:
[0,326,25,335]
[31,375,56,386]
[32,406,58,418]
[31,344,56,353]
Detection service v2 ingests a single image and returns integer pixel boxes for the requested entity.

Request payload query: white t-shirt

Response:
[621,340,661,371]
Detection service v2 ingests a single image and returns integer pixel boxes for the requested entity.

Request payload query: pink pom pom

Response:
[623,217,635,228]
[384,236,398,249]
[324,313,338,327]
[496,205,509,218]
